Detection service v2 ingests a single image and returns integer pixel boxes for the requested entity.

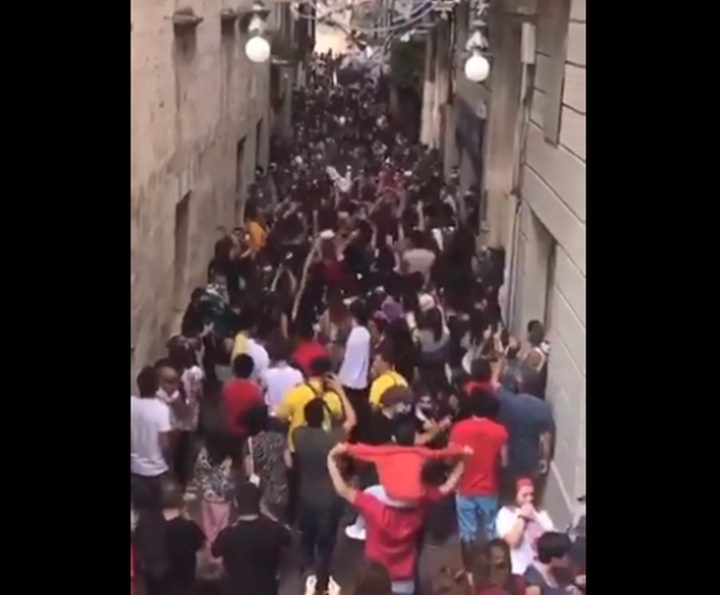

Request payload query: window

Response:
[541,0,571,144]
[455,0,471,52]
[281,4,292,40]
[544,239,557,333]
[256,119,264,170]
[235,138,246,222]
[173,192,191,310]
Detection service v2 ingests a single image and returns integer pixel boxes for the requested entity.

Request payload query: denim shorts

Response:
[455,494,498,542]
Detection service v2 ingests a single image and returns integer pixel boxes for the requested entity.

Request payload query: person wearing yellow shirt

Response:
[274,356,356,452]
[245,204,268,254]
[275,357,357,526]
[369,346,409,408]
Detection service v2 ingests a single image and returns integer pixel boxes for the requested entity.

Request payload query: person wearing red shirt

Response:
[291,320,329,378]
[327,442,466,595]
[346,442,466,502]
[221,354,263,437]
[450,389,508,581]
[462,358,501,398]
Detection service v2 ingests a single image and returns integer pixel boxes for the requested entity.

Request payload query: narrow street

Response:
[131,1,586,594]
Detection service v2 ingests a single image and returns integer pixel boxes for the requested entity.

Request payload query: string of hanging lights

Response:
[304,0,492,83]
[292,0,439,35]
[245,0,491,84]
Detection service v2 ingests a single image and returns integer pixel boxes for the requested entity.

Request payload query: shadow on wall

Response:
[174,31,197,63]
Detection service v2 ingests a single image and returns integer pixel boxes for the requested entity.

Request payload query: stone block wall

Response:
[513,0,586,526]
[131,0,271,382]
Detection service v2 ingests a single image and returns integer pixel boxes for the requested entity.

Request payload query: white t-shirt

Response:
[130,396,172,477]
[246,339,270,380]
[338,325,371,390]
[260,362,303,410]
[402,248,436,276]
[496,506,555,575]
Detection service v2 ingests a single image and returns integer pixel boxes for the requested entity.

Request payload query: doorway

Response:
[544,239,557,335]
[174,192,191,311]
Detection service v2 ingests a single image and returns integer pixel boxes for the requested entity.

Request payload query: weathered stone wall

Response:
[513,0,586,526]
[131,0,271,381]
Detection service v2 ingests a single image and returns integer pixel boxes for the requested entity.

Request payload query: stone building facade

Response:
[131,0,277,379]
[433,0,585,525]
[510,0,585,526]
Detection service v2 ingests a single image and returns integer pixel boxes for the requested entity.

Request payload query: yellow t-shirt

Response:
[231,332,249,361]
[247,220,267,253]
[369,371,409,407]
[275,378,343,450]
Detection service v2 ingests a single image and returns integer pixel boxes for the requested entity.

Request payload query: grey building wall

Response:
[131,0,272,381]
[512,0,586,526]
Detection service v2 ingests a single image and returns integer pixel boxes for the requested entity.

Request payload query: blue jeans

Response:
[299,500,342,592]
[455,494,498,542]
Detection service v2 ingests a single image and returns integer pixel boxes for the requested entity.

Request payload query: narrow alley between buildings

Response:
[131,2,586,595]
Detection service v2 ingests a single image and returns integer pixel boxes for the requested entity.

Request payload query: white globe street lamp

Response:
[464,51,490,83]
[245,35,271,63]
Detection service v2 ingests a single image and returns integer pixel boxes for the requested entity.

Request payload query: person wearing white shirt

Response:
[131,366,172,509]
[338,300,371,391]
[260,332,304,411]
[231,313,271,381]
[245,337,270,380]
[338,299,372,442]
[496,477,555,574]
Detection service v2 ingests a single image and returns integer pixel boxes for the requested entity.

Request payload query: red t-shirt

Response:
[347,443,464,501]
[450,417,508,496]
[353,490,441,580]
[463,380,499,397]
[221,379,263,436]
[292,341,329,377]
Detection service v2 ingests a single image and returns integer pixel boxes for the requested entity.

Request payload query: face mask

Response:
[395,403,412,415]
[157,388,180,402]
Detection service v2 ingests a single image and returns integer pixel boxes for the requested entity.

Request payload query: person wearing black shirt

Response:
[134,480,205,595]
[212,481,291,595]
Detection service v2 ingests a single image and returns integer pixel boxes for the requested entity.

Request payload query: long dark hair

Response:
[421,307,443,342]
[204,432,237,467]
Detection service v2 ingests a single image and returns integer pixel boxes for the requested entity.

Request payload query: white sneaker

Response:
[344,523,366,541]
[305,575,340,595]
[304,575,318,595]
[327,576,341,595]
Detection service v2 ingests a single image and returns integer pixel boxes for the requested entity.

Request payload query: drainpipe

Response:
[505,21,535,330]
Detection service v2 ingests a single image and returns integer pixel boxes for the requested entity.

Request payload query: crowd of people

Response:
[130,51,586,595]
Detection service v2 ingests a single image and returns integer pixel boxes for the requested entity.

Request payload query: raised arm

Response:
[416,201,425,231]
[326,375,357,437]
[291,238,320,322]
[326,443,357,503]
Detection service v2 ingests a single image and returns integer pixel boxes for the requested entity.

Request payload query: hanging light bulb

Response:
[245,35,271,63]
[244,1,270,64]
[464,50,490,82]
[464,5,490,83]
